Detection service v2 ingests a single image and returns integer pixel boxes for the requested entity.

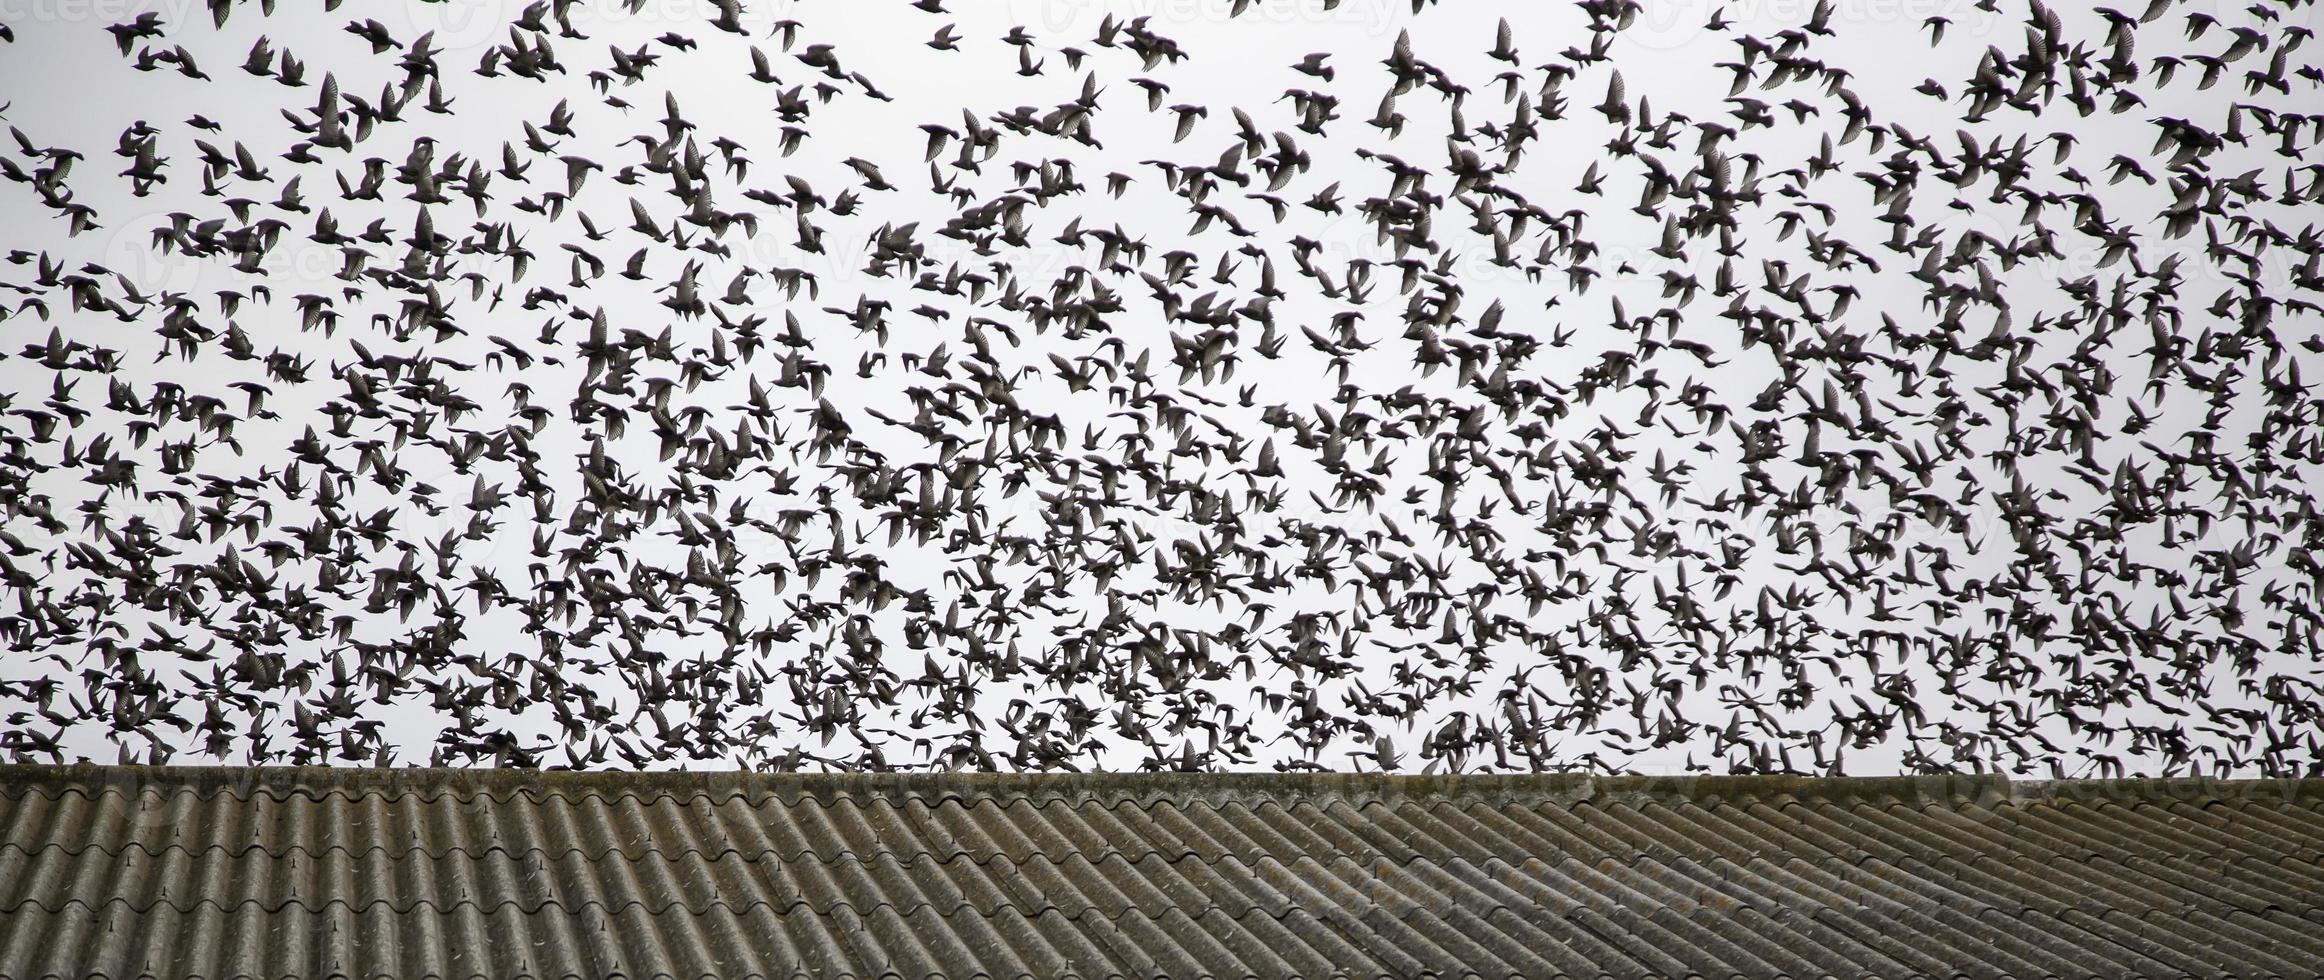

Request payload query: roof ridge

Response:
[2004,776,2324,805]
[0,764,1944,798]
[5,765,2320,806]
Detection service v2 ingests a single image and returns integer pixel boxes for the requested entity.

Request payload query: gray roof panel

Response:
[0,766,2319,979]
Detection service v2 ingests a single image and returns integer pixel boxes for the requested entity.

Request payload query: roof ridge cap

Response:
[10,766,2319,807]
[2006,776,2324,806]
[0,765,2048,806]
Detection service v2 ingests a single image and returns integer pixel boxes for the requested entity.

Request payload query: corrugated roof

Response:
[0,767,2319,979]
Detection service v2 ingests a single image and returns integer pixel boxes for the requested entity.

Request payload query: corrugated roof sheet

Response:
[0,767,2318,979]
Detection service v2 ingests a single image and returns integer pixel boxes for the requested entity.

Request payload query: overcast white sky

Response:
[2,0,2320,775]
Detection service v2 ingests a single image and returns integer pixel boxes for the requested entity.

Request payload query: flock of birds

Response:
[1,0,2322,776]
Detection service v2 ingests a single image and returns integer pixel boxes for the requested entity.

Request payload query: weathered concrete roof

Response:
[2,766,2319,978]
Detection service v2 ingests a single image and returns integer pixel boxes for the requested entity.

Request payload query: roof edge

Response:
[4,765,2317,806]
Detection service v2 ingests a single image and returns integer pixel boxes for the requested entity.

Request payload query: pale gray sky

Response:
[1,0,2319,775]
